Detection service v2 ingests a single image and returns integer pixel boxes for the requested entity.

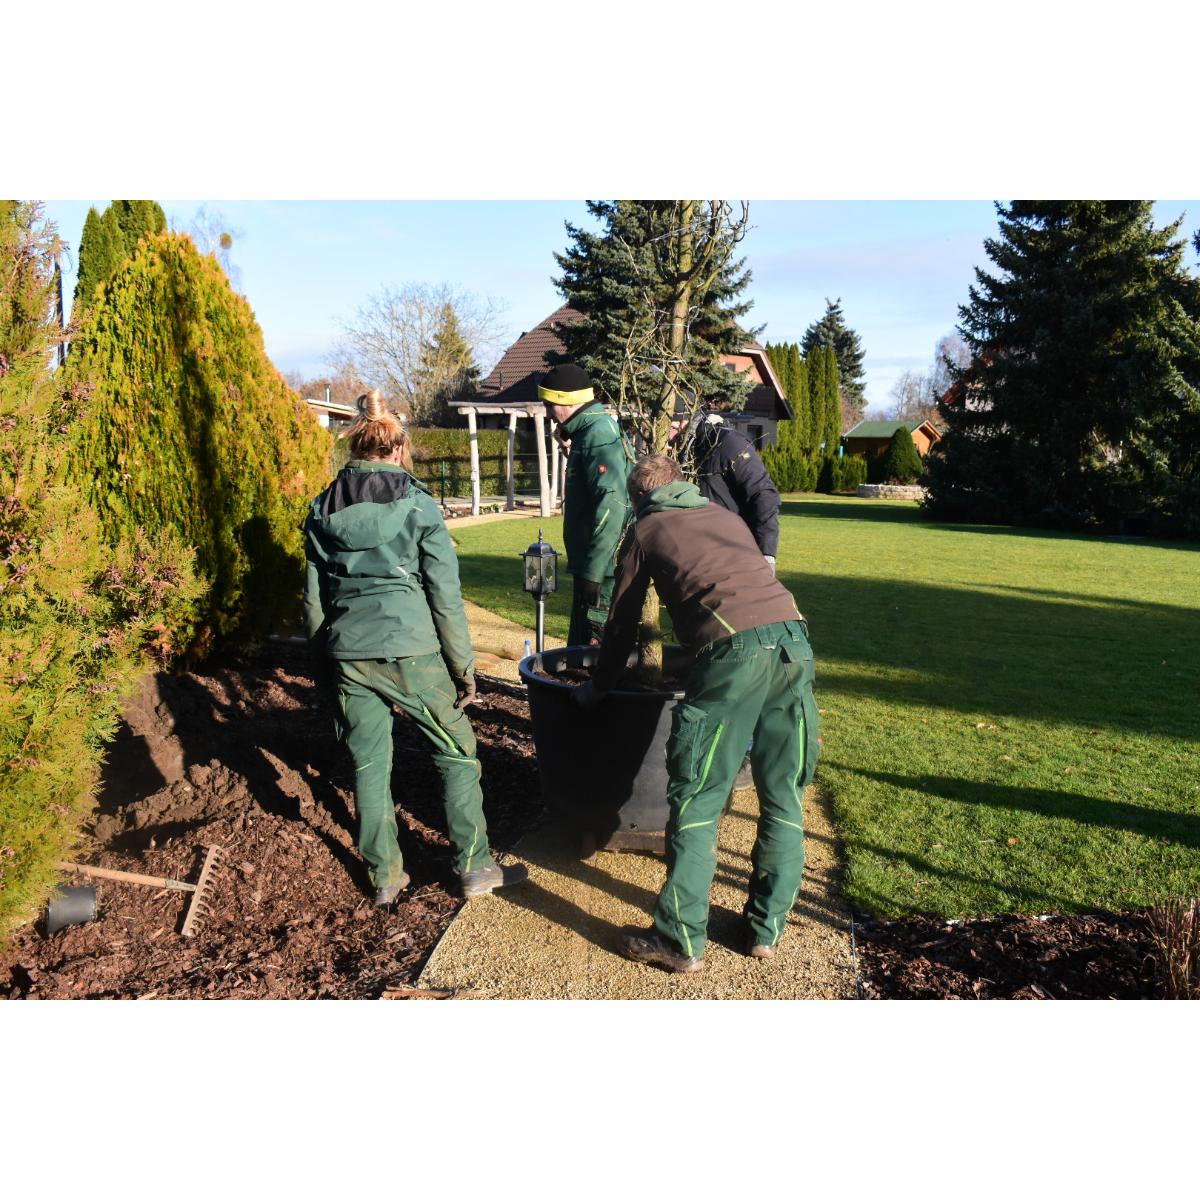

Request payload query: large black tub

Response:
[519,646,686,854]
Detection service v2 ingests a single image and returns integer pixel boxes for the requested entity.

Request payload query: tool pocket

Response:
[667,703,708,782]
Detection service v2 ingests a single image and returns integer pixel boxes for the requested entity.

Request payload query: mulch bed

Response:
[1,643,544,1000]
[854,911,1165,999]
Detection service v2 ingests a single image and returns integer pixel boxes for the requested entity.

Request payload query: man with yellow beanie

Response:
[539,364,635,645]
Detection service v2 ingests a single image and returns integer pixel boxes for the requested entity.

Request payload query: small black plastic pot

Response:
[45,885,97,935]
[519,646,687,854]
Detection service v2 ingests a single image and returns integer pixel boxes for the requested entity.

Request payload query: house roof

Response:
[844,419,942,442]
[460,303,583,409]
[458,306,790,418]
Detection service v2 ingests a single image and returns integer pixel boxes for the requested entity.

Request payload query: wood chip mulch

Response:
[1,644,543,1000]
[854,910,1165,999]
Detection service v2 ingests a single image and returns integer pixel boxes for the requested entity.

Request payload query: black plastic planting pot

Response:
[519,646,687,854]
[45,885,97,935]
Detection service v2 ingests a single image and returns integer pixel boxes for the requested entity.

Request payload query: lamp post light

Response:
[521,529,558,654]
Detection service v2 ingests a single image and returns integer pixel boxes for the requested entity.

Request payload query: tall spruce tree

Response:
[925,201,1200,531]
[553,200,756,452]
[802,297,867,416]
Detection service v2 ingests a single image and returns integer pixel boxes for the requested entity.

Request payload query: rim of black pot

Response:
[518,646,687,701]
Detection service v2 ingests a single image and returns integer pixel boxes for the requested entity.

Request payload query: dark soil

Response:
[855,911,1164,999]
[1,644,544,1000]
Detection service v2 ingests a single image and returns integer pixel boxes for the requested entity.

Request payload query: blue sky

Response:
[45,199,1200,415]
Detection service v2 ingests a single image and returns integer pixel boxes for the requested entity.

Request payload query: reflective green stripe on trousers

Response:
[652,620,820,957]
[335,653,494,885]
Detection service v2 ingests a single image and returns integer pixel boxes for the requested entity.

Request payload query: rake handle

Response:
[57,862,196,893]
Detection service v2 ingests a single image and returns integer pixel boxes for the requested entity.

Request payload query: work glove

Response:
[572,679,605,711]
[453,672,477,710]
[764,555,776,575]
[578,577,601,606]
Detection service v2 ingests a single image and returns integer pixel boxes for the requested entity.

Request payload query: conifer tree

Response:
[1,202,200,942]
[802,297,867,415]
[68,232,332,651]
[926,201,1200,531]
[553,200,756,450]
[413,303,481,425]
[787,342,810,450]
[879,426,923,482]
[111,200,167,258]
[72,206,124,314]
[72,201,168,318]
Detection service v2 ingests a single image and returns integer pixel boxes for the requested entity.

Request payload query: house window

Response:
[749,424,763,449]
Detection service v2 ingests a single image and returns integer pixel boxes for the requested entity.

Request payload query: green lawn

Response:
[452,496,1200,918]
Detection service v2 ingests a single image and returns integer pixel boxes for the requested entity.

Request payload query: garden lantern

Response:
[521,530,558,653]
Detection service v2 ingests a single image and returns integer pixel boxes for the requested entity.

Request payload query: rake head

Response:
[181,845,224,939]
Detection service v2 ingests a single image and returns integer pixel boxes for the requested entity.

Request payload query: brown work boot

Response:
[747,940,776,960]
[373,871,411,907]
[460,861,529,898]
[620,927,704,974]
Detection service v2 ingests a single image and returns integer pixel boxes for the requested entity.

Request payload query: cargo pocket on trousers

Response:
[667,703,708,783]
[780,639,820,775]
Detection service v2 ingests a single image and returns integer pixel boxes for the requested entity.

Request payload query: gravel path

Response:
[418,780,856,999]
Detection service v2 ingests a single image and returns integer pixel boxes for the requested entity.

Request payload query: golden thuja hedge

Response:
[68,233,333,654]
[0,204,203,942]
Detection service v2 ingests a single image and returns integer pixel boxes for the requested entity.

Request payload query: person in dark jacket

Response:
[575,455,819,974]
[539,364,635,645]
[671,410,781,571]
[304,392,528,906]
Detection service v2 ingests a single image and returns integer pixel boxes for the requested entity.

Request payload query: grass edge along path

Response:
[451,495,1200,920]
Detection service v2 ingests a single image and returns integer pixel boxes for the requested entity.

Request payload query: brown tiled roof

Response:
[456,306,790,420]
[464,303,584,408]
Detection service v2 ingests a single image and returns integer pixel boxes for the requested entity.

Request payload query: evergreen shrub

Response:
[832,454,868,492]
[1,204,202,943]
[879,428,923,483]
[68,233,332,654]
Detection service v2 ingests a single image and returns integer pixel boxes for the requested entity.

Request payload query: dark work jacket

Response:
[303,461,474,678]
[691,418,781,557]
[591,482,801,694]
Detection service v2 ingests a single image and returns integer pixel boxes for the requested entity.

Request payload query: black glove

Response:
[578,577,601,606]
[453,673,477,710]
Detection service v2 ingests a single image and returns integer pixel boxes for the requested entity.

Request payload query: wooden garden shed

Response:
[842,419,943,459]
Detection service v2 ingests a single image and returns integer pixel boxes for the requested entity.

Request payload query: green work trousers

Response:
[653,619,820,958]
[568,573,616,647]
[334,653,494,886]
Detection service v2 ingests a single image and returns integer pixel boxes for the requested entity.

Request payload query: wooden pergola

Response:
[458,403,565,517]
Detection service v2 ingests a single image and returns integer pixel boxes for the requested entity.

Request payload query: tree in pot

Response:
[522,201,756,852]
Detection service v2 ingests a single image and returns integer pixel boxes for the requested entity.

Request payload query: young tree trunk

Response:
[638,202,696,677]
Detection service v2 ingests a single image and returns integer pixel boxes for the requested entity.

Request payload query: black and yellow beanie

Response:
[538,364,594,408]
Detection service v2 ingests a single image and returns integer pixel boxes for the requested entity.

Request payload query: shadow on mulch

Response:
[854,910,1165,999]
[1,644,543,1000]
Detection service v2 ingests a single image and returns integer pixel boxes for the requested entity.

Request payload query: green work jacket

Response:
[561,402,634,582]
[303,460,474,679]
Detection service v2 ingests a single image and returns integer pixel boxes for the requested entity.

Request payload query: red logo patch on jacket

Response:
[598,464,607,473]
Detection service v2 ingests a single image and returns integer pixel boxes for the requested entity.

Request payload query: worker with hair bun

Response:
[303,390,528,905]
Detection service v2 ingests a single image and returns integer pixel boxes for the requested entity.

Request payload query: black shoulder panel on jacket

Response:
[321,469,411,518]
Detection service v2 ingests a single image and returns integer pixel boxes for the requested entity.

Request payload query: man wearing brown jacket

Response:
[576,456,820,973]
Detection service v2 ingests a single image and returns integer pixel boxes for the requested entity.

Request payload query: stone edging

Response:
[857,483,926,500]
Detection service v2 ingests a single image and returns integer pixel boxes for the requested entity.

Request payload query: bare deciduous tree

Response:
[331,283,506,426]
[186,205,243,291]
[888,368,939,426]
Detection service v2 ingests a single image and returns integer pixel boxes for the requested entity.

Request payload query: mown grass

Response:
[452,496,1200,918]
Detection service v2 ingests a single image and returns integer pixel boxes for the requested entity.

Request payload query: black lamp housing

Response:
[522,530,558,598]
